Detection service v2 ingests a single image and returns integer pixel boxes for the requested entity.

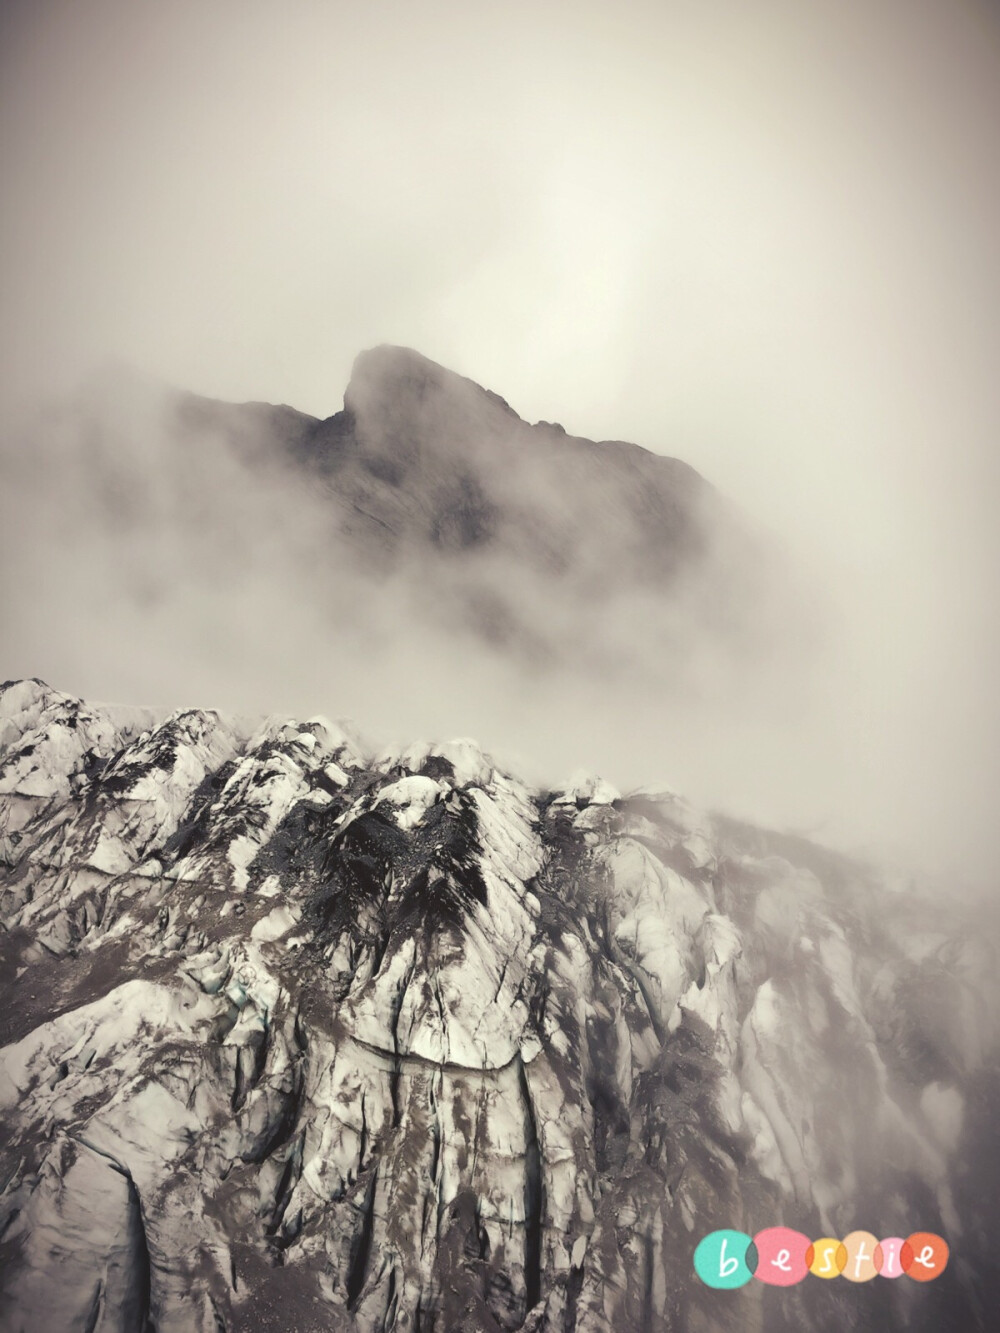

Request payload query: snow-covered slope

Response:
[1,680,996,1332]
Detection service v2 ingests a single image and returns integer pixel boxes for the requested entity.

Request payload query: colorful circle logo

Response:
[841,1231,880,1283]
[903,1232,949,1282]
[752,1227,811,1287]
[875,1237,907,1279]
[806,1237,846,1279]
[693,1230,755,1289]
[694,1229,948,1287]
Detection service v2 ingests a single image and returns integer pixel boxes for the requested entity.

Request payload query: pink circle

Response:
[752,1227,811,1286]
[876,1237,907,1279]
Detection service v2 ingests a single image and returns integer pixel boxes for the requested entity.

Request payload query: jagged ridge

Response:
[1,680,997,1332]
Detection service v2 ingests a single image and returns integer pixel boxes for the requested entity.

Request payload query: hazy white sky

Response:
[2,0,999,875]
[1,1,997,537]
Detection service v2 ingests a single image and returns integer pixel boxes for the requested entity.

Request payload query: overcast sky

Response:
[2,0,999,877]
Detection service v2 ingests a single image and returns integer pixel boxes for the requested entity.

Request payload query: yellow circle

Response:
[807,1238,846,1279]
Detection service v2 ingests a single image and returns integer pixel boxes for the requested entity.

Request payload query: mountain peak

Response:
[343,344,520,424]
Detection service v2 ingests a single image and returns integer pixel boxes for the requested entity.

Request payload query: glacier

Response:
[1,678,997,1332]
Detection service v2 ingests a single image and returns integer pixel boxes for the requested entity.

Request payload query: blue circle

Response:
[693,1230,755,1289]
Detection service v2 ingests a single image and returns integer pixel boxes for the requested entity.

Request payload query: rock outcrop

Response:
[5,348,794,685]
[1,680,996,1331]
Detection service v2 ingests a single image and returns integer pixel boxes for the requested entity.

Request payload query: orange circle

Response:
[807,1238,846,1279]
[904,1232,949,1282]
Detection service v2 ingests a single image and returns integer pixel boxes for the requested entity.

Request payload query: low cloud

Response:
[3,362,996,890]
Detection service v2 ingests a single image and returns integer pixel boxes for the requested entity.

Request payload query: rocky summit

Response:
[0,679,997,1332]
[176,343,718,582]
[4,348,793,686]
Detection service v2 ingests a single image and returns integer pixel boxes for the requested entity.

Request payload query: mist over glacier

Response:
[2,6,1000,1330]
[3,0,999,884]
[1,344,996,888]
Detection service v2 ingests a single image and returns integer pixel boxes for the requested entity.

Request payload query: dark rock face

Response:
[7,348,789,679]
[1,680,997,1332]
[322,345,712,579]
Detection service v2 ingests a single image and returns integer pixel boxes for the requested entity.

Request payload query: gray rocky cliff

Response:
[4,349,796,683]
[1,679,996,1332]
